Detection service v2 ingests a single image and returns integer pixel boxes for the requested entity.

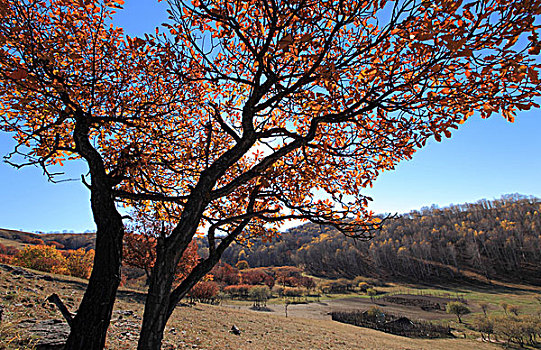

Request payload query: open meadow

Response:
[1,263,540,349]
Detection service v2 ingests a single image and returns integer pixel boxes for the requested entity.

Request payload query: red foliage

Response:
[210,262,240,285]
[275,266,303,286]
[0,254,13,264]
[0,243,18,256]
[26,237,45,245]
[123,232,199,284]
[240,268,275,288]
[47,241,65,250]
[188,281,219,303]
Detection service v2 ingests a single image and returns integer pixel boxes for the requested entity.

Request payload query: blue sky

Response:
[0,2,540,233]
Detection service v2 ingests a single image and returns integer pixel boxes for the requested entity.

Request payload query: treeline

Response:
[218,194,541,284]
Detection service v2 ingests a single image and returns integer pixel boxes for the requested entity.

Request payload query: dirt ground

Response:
[224,295,458,321]
[0,264,502,350]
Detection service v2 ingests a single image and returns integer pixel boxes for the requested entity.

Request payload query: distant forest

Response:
[216,194,541,284]
[2,194,539,285]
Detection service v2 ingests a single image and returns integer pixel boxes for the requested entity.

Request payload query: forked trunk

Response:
[137,247,224,350]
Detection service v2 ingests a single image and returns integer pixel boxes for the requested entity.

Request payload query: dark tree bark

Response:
[64,116,125,350]
[64,213,123,349]
[137,208,250,350]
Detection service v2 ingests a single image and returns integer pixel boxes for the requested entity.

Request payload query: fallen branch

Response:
[46,293,73,327]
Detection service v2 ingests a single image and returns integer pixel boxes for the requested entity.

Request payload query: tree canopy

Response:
[1,0,541,349]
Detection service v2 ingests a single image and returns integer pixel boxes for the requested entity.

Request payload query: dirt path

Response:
[224,296,455,321]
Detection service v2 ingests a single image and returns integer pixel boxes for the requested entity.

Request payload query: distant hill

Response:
[2,194,540,285]
[218,194,541,285]
[0,228,95,250]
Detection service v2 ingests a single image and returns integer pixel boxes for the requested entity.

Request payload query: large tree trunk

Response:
[137,221,246,350]
[64,194,124,349]
[137,256,217,350]
[64,117,125,349]
[137,241,178,350]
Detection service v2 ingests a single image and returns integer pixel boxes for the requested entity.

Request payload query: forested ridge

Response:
[219,194,541,284]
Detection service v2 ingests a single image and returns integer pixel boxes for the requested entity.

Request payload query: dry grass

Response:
[0,264,506,350]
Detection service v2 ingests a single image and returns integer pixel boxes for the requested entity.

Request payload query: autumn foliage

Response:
[187,281,220,303]
[11,245,94,279]
[2,0,541,348]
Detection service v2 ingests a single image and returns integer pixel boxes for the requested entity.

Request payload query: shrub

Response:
[47,241,65,250]
[188,281,219,303]
[366,306,384,319]
[12,245,66,273]
[358,281,370,292]
[249,285,271,308]
[211,263,240,285]
[471,314,494,341]
[0,254,13,264]
[65,248,95,279]
[283,287,304,298]
[445,301,471,323]
[272,285,284,297]
[241,268,274,286]
[493,315,541,347]
[224,284,252,299]
[0,243,18,256]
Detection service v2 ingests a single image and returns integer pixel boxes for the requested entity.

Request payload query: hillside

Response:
[0,228,95,251]
[0,263,507,350]
[1,194,540,286]
[219,194,541,284]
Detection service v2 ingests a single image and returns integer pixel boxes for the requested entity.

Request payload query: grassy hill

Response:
[0,228,95,250]
[0,263,515,350]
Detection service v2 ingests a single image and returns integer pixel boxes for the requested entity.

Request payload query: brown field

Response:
[0,264,511,350]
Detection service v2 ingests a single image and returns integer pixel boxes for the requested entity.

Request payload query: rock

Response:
[114,310,134,316]
[230,325,241,335]
[19,319,70,349]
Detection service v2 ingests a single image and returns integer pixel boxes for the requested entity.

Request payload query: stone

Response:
[19,319,70,349]
[230,325,241,335]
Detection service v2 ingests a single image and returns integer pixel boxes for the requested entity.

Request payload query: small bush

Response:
[13,245,66,273]
[471,314,494,341]
[65,248,94,278]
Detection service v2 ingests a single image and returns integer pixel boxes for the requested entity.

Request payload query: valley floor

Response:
[0,264,530,349]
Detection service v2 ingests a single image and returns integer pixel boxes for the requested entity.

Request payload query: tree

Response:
[446,301,471,323]
[249,285,271,308]
[2,1,541,349]
[366,288,378,302]
[0,1,186,348]
[134,0,541,345]
[187,281,219,303]
[472,314,494,342]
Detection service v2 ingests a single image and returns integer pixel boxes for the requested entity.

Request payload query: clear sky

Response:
[0,2,540,233]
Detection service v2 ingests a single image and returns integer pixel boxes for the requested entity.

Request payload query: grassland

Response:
[3,264,541,349]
